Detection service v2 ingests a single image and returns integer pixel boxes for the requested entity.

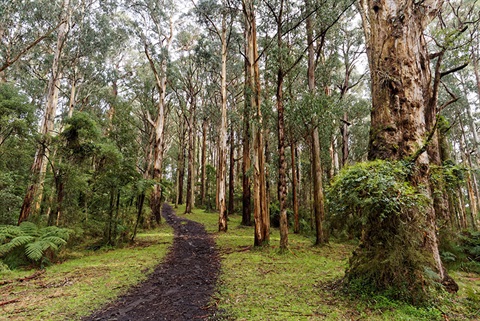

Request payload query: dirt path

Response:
[84,203,220,321]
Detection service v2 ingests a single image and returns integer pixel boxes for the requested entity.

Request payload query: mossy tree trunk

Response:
[357,0,457,297]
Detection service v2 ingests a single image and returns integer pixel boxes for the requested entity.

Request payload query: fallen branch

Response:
[16,270,45,282]
[0,298,19,307]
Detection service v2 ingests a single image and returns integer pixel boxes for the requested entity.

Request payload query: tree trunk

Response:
[312,128,325,245]
[200,118,207,207]
[357,0,457,296]
[291,141,299,234]
[18,0,70,225]
[228,125,235,215]
[243,0,269,246]
[185,96,196,214]
[144,27,172,224]
[242,84,252,225]
[275,0,289,250]
[177,120,186,206]
[341,112,349,168]
[218,14,228,231]
[306,1,326,245]
[460,125,479,230]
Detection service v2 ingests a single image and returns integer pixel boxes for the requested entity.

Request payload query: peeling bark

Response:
[243,0,269,246]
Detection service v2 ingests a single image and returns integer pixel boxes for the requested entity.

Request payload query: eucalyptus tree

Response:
[18,0,72,225]
[242,0,269,246]
[170,26,204,214]
[264,0,311,249]
[193,0,238,231]
[355,0,460,299]
[128,0,175,223]
[0,0,62,81]
[302,0,356,244]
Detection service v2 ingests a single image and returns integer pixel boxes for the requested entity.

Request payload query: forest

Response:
[1,0,480,320]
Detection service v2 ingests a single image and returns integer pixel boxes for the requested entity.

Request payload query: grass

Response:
[179,205,480,321]
[0,224,173,321]
[1,205,478,321]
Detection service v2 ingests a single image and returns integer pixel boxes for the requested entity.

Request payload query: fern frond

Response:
[7,235,34,248]
[25,242,45,261]
[40,236,67,247]
[0,235,34,256]
[19,222,39,237]
[0,243,13,256]
[0,225,23,242]
[40,227,71,241]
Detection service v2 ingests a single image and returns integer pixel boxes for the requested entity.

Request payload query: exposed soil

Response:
[83,203,220,321]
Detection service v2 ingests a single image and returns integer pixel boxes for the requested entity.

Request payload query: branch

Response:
[146,110,155,127]
[0,21,64,73]
[282,0,356,77]
[438,81,459,112]
[440,61,469,78]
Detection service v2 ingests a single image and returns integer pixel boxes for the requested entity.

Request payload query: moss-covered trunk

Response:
[357,0,457,299]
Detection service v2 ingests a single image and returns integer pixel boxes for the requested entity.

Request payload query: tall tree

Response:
[135,0,175,223]
[357,0,458,296]
[18,0,71,224]
[193,0,238,231]
[243,0,269,246]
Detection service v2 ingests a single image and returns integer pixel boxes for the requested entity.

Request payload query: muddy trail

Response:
[84,203,220,321]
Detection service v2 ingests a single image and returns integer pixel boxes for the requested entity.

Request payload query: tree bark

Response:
[145,47,168,224]
[357,0,457,294]
[291,141,299,234]
[218,12,228,232]
[242,79,252,225]
[177,118,186,206]
[185,95,196,214]
[243,0,269,246]
[306,0,326,245]
[200,118,208,206]
[228,125,235,216]
[341,112,349,168]
[275,0,289,250]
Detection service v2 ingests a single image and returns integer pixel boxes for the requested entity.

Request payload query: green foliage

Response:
[0,83,36,225]
[456,231,480,273]
[327,160,426,238]
[60,111,101,162]
[0,83,36,138]
[327,160,438,303]
[0,222,72,268]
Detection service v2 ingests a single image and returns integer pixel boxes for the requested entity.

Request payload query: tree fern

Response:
[0,222,72,267]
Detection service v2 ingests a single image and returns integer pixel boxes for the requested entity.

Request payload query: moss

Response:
[327,160,443,304]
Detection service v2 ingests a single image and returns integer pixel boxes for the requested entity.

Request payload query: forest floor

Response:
[83,203,220,321]
[1,204,480,320]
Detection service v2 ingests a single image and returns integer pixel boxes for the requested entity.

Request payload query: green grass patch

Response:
[180,206,480,320]
[0,224,173,321]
